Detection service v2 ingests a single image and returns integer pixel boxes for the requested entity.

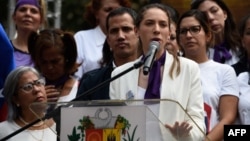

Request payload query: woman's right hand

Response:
[45,85,60,102]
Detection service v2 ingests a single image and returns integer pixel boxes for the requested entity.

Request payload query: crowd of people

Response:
[0,0,249,140]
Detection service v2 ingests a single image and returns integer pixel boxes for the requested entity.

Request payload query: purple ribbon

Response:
[15,0,40,11]
[144,52,166,99]
[213,42,232,63]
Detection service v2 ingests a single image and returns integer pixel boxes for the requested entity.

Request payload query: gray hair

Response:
[3,66,41,121]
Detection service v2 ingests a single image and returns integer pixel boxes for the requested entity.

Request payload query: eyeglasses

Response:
[19,78,46,93]
[178,25,201,36]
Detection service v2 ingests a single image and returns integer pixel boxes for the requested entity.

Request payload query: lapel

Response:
[161,51,175,99]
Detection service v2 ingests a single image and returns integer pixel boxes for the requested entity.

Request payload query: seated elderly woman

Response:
[0,66,56,141]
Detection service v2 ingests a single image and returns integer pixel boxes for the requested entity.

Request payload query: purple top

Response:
[13,47,34,68]
[144,52,166,99]
[213,42,232,63]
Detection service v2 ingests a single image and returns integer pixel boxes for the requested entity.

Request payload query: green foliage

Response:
[77,116,95,141]
[78,116,95,130]
[122,125,140,141]
[60,0,149,33]
[60,0,91,32]
[68,127,81,141]
[114,115,131,135]
[0,0,8,27]
[2,0,149,33]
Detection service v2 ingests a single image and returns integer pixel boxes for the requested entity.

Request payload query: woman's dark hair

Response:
[191,0,241,52]
[164,4,179,24]
[238,13,250,38]
[84,0,131,27]
[176,9,214,54]
[239,14,250,83]
[99,39,113,67]
[28,29,79,75]
[237,13,250,76]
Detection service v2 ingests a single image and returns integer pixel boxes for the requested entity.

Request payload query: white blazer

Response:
[110,51,206,141]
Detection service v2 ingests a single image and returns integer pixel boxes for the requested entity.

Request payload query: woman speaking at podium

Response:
[109,3,206,141]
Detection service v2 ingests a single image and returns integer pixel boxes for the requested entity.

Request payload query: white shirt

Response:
[199,60,239,132]
[74,26,106,79]
[57,80,78,102]
[237,72,250,124]
[0,121,57,141]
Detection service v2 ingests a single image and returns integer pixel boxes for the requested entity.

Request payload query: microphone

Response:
[143,41,160,75]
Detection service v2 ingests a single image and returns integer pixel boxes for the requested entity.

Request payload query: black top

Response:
[76,62,113,101]
[232,56,248,76]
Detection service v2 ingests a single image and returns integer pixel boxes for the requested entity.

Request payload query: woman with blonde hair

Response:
[12,0,47,67]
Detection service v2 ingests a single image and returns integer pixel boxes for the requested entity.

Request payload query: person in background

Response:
[191,0,242,65]
[28,29,79,102]
[109,3,205,140]
[74,0,131,79]
[236,13,250,124]
[76,7,139,100]
[164,4,182,56]
[0,66,56,141]
[176,9,239,141]
[11,0,47,67]
[232,14,250,76]
[0,24,16,122]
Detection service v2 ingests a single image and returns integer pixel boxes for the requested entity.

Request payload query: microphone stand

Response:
[73,59,144,101]
[0,60,144,141]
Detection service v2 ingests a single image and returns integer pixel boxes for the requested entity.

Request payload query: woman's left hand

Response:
[165,121,192,137]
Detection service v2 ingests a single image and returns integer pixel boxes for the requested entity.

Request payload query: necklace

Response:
[27,128,45,141]
[19,116,44,127]
[19,116,45,141]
